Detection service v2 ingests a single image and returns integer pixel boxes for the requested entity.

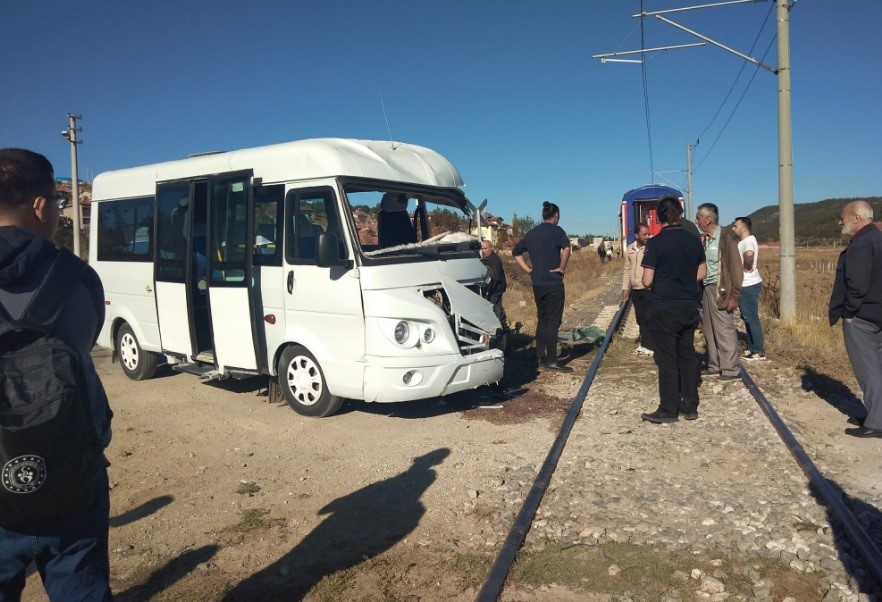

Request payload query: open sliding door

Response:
[206,172,259,372]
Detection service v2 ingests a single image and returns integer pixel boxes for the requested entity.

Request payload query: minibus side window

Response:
[209,179,248,284]
[96,196,153,261]
[156,185,190,282]
[252,184,284,267]
[285,188,345,264]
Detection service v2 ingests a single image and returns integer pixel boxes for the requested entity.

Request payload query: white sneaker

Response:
[635,346,653,355]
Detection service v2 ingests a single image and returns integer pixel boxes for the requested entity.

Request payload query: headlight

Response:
[394,321,410,344]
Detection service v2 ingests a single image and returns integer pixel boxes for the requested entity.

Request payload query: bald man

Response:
[829,200,882,438]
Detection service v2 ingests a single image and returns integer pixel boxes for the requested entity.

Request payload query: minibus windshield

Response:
[344,184,478,259]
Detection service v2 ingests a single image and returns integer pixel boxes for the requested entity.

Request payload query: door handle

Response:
[146,284,153,293]
[287,270,294,294]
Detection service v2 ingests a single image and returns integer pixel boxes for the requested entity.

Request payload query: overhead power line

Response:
[693,32,776,172]
[639,0,655,179]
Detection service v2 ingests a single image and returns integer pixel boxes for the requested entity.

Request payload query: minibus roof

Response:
[92,138,465,200]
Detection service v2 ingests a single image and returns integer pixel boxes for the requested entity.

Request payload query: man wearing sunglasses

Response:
[0,148,113,600]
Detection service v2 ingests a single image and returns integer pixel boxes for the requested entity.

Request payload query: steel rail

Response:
[740,368,882,587]
[476,299,630,602]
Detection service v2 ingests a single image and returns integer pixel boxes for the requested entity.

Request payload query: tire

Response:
[116,323,159,381]
[278,345,344,417]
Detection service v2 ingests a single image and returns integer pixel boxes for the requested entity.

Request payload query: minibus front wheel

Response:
[116,322,159,381]
[278,345,344,417]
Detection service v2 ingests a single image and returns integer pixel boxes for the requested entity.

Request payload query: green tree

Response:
[511,213,537,237]
[429,208,464,235]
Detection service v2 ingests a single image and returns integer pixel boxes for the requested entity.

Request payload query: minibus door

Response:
[154,181,199,358]
[205,172,260,372]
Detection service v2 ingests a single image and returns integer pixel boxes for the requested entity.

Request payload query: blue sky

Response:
[3,1,880,236]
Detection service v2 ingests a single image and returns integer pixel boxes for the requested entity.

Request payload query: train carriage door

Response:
[206,172,260,371]
[154,181,197,357]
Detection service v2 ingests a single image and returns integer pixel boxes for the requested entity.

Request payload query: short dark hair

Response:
[0,148,55,209]
[697,202,719,224]
[656,196,683,225]
[734,216,752,232]
[541,201,560,221]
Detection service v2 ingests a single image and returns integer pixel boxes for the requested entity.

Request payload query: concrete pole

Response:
[64,114,83,258]
[777,0,796,322]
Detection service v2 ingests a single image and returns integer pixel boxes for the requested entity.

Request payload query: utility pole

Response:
[776,0,796,322]
[593,0,798,323]
[62,114,83,257]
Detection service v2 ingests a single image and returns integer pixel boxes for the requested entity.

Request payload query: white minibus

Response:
[90,138,504,417]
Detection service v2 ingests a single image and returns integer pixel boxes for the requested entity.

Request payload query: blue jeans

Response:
[739,282,765,354]
[0,466,112,601]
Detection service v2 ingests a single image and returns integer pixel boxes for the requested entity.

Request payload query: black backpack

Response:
[0,250,100,529]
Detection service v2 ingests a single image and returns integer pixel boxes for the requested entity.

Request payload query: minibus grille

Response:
[456,315,488,354]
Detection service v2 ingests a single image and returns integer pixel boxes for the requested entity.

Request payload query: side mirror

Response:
[316,232,352,268]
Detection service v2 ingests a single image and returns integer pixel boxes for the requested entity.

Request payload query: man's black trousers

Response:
[649,306,700,415]
[533,285,565,362]
[630,288,654,351]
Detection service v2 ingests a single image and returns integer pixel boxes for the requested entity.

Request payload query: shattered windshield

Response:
[344,183,479,258]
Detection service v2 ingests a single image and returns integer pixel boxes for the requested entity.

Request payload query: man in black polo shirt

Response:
[513,201,572,372]
[639,197,707,423]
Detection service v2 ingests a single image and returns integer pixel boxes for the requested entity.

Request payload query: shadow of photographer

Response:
[223,448,451,600]
[808,478,882,597]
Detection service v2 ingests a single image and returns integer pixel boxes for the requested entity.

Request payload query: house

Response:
[56,178,92,229]
[471,213,511,244]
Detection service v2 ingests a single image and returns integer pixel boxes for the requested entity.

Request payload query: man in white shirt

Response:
[732,217,765,360]
[622,224,654,355]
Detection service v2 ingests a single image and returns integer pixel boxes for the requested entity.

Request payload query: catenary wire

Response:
[640,0,655,180]
[693,32,776,173]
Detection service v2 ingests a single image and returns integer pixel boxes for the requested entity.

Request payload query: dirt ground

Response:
[20,272,881,601]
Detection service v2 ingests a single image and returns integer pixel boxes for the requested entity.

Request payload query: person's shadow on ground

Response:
[799,365,867,423]
[222,448,451,600]
[810,478,882,596]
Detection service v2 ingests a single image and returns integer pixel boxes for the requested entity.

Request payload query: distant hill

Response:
[746,196,882,244]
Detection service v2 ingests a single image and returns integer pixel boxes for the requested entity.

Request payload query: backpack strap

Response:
[3,249,86,327]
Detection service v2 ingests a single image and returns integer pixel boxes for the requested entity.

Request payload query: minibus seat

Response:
[377,193,416,248]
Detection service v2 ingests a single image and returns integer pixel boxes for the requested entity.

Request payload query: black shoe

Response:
[641,410,678,424]
[700,369,720,379]
[845,426,882,438]
[681,411,699,421]
[543,361,574,373]
[719,373,741,381]
[846,416,865,427]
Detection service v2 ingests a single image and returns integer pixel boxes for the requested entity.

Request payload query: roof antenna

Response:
[380,92,397,149]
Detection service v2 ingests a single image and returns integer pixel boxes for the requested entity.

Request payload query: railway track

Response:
[477,299,882,601]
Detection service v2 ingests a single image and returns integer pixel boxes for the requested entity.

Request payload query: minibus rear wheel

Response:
[116,323,159,381]
[278,345,344,417]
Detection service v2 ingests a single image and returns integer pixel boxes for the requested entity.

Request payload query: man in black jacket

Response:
[0,148,113,599]
[480,239,508,329]
[829,199,882,438]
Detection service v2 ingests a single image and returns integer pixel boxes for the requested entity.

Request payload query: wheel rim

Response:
[286,355,323,407]
[120,332,139,371]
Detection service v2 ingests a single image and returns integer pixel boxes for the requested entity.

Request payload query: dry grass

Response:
[499,247,609,334]
[758,246,852,378]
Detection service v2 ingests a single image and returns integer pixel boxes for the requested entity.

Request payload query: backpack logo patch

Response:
[2,455,47,494]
